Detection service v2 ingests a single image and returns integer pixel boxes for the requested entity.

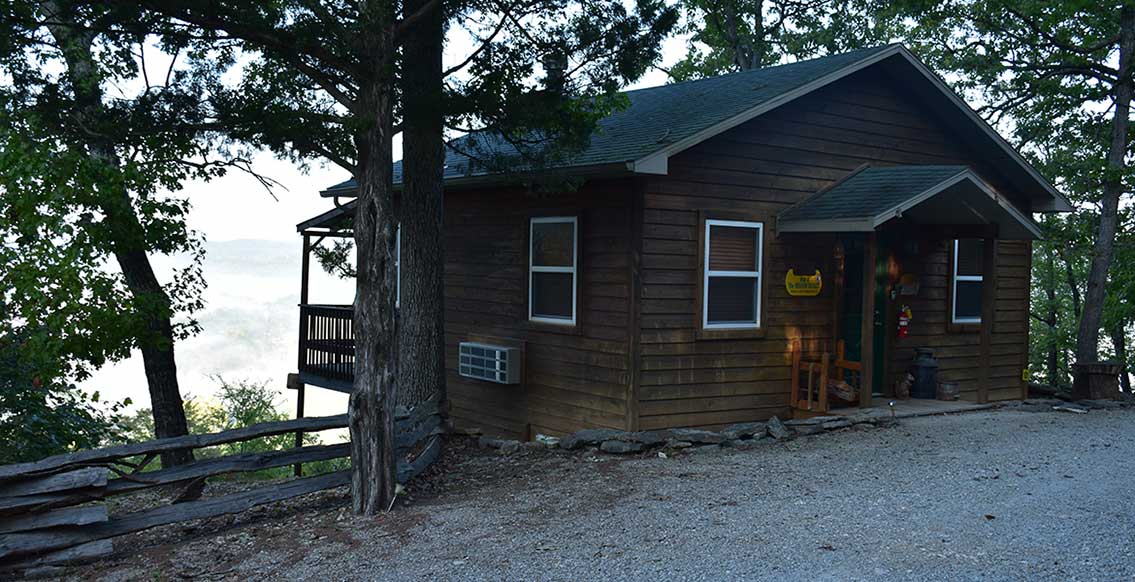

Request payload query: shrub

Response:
[122,377,337,479]
[0,331,126,465]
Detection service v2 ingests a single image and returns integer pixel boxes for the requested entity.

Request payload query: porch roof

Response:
[296,201,356,234]
[775,165,1043,240]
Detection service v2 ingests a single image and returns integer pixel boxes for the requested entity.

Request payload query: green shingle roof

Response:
[778,165,969,222]
[322,44,899,194]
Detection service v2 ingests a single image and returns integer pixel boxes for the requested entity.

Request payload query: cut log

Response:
[397,435,442,484]
[0,470,349,562]
[0,488,105,518]
[0,415,348,481]
[1,539,113,572]
[105,443,350,496]
[0,506,107,535]
[0,468,106,498]
[396,414,443,452]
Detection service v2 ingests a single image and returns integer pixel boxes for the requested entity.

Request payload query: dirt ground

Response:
[37,403,1135,581]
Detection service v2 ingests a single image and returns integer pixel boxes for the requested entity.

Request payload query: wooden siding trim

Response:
[626,181,644,431]
[859,232,877,408]
[977,237,999,403]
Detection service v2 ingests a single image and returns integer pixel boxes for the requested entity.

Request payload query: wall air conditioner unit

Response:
[458,342,521,385]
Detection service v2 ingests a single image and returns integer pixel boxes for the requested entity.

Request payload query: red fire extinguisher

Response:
[897,305,913,338]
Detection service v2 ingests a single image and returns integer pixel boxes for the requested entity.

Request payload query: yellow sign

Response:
[786,269,822,296]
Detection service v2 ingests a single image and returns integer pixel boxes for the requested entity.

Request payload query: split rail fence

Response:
[0,398,443,572]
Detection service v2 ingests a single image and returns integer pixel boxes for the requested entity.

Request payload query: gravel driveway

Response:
[72,405,1135,581]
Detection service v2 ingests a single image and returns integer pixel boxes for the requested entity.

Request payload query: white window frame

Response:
[951,239,982,324]
[528,216,578,325]
[703,219,763,330]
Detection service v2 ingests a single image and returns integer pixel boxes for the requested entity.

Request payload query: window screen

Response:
[952,239,983,323]
[704,220,763,329]
[530,217,577,323]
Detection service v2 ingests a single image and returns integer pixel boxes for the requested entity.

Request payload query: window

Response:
[529,216,577,324]
[703,220,763,329]
[952,239,983,323]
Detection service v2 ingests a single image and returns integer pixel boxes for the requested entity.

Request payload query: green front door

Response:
[840,234,888,397]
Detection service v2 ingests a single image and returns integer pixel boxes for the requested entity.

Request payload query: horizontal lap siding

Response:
[638,67,1032,429]
[885,241,1029,401]
[445,184,632,439]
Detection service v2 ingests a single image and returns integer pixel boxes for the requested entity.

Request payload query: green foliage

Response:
[668,0,893,81]
[313,239,358,280]
[0,322,128,465]
[120,377,344,479]
[0,2,226,384]
[136,0,677,178]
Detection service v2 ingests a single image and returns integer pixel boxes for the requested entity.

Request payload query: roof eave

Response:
[320,162,633,198]
[629,44,1072,214]
[776,218,876,233]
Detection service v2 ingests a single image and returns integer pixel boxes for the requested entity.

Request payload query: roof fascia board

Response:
[628,156,668,175]
[868,169,1043,239]
[867,169,970,227]
[321,162,632,197]
[296,204,352,232]
[776,218,875,233]
[632,46,904,176]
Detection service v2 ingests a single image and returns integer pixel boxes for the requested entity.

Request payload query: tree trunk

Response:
[1059,246,1082,320]
[350,2,399,515]
[1075,3,1134,363]
[1112,322,1132,393]
[43,4,192,467]
[397,0,447,410]
[105,203,193,468]
[1044,247,1060,386]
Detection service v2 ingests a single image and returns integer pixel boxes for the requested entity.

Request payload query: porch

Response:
[297,303,355,393]
[780,165,1041,415]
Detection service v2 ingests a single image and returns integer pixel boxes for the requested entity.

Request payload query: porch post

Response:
[859,233,876,408]
[977,236,998,403]
[295,233,312,476]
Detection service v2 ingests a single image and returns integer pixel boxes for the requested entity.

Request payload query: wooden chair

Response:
[790,341,829,414]
[790,340,863,414]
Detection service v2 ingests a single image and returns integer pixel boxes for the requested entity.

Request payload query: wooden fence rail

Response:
[0,396,444,573]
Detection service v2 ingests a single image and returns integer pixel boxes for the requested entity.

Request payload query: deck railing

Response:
[298,304,355,384]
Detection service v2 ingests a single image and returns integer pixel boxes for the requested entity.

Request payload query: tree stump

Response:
[1071,362,1122,400]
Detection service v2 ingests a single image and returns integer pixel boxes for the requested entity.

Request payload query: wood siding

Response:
[636,66,1033,429]
[883,239,1029,402]
[443,182,635,439]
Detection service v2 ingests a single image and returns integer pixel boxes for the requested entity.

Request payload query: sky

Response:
[79,30,690,420]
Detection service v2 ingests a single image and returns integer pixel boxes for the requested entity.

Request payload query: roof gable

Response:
[320,44,1069,213]
[777,165,1043,240]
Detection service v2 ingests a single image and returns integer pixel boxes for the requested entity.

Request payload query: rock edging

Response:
[474,413,887,456]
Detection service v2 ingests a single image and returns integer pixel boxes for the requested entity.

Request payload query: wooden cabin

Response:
[292,44,1070,440]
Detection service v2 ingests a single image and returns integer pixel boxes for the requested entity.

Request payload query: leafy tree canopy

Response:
[0,1,253,384]
[667,0,891,81]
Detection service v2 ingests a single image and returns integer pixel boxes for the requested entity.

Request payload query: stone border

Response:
[468,398,1135,456]
[472,412,891,456]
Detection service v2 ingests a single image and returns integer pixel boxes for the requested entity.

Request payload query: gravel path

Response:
[70,406,1135,581]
